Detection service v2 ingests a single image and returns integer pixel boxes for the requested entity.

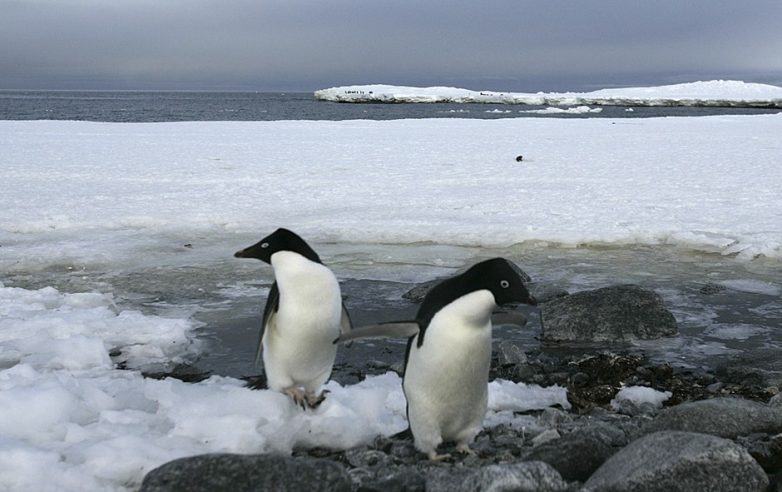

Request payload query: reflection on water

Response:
[4,240,781,380]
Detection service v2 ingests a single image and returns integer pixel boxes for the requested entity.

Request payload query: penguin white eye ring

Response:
[500,280,510,288]
[261,243,270,248]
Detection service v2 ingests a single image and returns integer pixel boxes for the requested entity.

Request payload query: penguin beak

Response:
[234,248,251,258]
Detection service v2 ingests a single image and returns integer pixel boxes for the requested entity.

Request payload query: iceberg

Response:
[315,80,782,108]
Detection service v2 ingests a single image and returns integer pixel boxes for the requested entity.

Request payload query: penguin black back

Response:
[234,228,321,264]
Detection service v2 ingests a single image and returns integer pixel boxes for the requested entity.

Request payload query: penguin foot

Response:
[306,390,330,409]
[456,443,476,456]
[427,451,451,461]
[283,388,308,409]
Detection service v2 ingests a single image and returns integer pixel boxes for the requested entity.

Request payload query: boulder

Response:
[583,431,769,492]
[457,462,569,492]
[140,453,351,492]
[643,397,782,439]
[523,423,622,481]
[540,284,677,342]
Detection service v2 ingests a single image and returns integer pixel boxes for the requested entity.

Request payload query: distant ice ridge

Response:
[315,80,782,108]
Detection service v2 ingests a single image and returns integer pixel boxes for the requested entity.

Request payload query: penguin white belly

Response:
[263,252,343,393]
[403,291,495,454]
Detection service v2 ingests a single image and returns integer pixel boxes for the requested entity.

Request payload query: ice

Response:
[719,279,781,296]
[0,280,569,491]
[2,114,782,274]
[519,106,602,114]
[315,80,782,107]
[610,386,672,410]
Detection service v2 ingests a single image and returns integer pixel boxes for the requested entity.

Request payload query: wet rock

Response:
[771,394,782,408]
[524,424,621,482]
[583,431,769,492]
[458,462,569,492]
[528,283,569,304]
[699,283,727,295]
[643,397,782,439]
[357,466,426,492]
[496,340,529,366]
[140,453,351,492]
[540,285,677,342]
[738,433,782,473]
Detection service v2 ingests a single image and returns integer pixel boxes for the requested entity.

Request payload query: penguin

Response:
[234,228,352,408]
[336,257,536,459]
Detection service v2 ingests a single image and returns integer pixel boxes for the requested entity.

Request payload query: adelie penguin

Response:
[235,228,352,409]
[336,257,536,460]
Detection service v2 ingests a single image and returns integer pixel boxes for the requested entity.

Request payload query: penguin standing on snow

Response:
[235,228,352,408]
[336,257,536,460]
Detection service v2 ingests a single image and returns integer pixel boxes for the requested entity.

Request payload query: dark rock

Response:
[738,433,782,473]
[540,285,677,342]
[355,466,426,492]
[524,424,620,481]
[643,397,782,439]
[528,283,569,304]
[140,453,351,492]
[583,431,769,492]
[496,340,529,366]
[699,283,727,295]
[344,448,393,469]
[458,462,569,492]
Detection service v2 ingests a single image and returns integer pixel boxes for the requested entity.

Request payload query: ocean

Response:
[1,90,778,122]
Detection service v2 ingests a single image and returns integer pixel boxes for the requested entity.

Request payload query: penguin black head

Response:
[234,228,321,264]
[460,257,536,306]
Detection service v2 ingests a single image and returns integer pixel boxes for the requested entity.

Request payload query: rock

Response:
[531,429,561,447]
[458,462,569,492]
[524,425,620,481]
[496,340,529,366]
[540,285,677,342]
[357,466,426,492]
[583,431,769,492]
[738,433,782,473]
[771,394,782,407]
[424,468,477,492]
[699,283,727,295]
[140,453,352,492]
[402,261,532,303]
[643,397,782,439]
[527,283,569,304]
[344,448,393,469]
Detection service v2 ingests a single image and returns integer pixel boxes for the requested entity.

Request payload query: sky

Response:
[1,0,781,92]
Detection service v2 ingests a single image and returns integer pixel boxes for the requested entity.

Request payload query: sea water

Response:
[1,90,778,122]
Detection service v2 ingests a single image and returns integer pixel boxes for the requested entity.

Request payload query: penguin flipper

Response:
[256,282,280,367]
[333,321,420,344]
[340,303,354,348]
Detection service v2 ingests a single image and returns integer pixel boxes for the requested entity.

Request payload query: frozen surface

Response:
[315,80,782,107]
[2,115,782,272]
[610,386,672,410]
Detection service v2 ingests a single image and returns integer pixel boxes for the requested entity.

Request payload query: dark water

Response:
[1,90,779,122]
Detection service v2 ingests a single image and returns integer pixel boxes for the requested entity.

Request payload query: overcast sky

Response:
[2,0,781,92]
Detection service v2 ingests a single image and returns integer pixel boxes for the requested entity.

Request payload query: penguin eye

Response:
[500,280,510,289]
[261,243,269,249]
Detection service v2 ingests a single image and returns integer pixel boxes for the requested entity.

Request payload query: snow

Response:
[0,283,568,491]
[610,386,672,410]
[1,111,782,490]
[519,105,602,115]
[315,80,782,107]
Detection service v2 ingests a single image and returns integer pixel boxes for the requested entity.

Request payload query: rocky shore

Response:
[140,280,782,491]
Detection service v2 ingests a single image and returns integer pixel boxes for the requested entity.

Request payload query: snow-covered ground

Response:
[315,80,782,107]
[1,113,781,490]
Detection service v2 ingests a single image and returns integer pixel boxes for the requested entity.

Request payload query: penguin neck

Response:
[270,251,338,295]
[436,289,496,328]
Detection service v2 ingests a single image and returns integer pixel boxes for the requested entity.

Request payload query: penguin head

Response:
[464,257,536,306]
[234,228,321,264]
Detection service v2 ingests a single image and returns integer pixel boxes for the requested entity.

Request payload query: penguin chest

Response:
[265,254,342,381]
[404,314,493,438]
